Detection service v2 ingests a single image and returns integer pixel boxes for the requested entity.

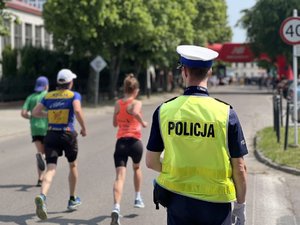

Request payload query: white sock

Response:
[135,192,141,200]
[113,203,120,211]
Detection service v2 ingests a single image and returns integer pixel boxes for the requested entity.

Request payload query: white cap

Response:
[57,69,77,84]
[176,45,219,68]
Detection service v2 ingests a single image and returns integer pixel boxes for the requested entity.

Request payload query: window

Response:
[14,23,22,49]
[44,30,50,49]
[25,23,33,46]
[35,25,42,47]
[23,0,46,9]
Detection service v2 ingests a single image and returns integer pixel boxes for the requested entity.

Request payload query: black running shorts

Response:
[114,137,143,167]
[32,135,45,143]
[44,131,78,164]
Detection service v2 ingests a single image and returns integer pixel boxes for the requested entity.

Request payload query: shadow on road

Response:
[0,213,36,225]
[0,212,140,224]
[0,184,36,192]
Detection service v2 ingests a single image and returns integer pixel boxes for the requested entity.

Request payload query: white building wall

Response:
[231,62,266,79]
[0,7,52,58]
[0,6,53,77]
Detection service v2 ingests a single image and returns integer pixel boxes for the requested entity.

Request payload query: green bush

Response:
[2,46,17,77]
[1,46,70,101]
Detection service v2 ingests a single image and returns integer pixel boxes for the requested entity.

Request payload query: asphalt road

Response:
[0,85,299,225]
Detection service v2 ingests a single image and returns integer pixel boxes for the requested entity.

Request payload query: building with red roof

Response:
[0,0,53,76]
[0,0,52,53]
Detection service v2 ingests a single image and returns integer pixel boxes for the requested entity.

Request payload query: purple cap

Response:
[34,76,49,92]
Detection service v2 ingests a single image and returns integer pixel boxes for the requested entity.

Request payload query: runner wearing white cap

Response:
[32,68,87,220]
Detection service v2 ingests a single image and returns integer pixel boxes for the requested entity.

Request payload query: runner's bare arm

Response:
[113,101,120,127]
[131,101,147,127]
[21,109,30,119]
[73,99,87,136]
[32,103,47,118]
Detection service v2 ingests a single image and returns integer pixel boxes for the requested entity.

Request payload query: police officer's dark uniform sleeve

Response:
[228,108,248,158]
[147,106,164,152]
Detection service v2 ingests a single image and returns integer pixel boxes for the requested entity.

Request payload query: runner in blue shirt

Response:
[32,69,87,220]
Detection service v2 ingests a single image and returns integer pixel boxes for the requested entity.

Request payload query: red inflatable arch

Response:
[207,43,293,80]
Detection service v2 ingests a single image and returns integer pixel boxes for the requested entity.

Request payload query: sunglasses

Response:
[177,62,184,70]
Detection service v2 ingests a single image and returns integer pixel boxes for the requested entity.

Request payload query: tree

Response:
[239,0,300,62]
[0,1,10,36]
[44,0,156,98]
[134,0,198,70]
[193,0,232,45]
[0,1,8,36]
[0,1,20,37]
[43,0,231,98]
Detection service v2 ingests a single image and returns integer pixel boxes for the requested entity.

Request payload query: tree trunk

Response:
[86,66,99,106]
[109,46,124,99]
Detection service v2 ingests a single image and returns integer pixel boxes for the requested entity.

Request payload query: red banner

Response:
[208,43,254,62]
[207,43,293,80]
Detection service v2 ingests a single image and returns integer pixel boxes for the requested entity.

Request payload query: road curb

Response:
[253,136,300,176]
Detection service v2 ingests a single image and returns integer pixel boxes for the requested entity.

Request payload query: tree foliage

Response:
[0,0,9,36]
[239,0,300,62]
[43,0,231,97]
[0,1,20,36]
[193,0,232,45]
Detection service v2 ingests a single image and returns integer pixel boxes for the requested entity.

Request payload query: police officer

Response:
[146,45,248,225]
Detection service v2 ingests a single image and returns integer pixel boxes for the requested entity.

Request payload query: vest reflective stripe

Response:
[157,95,236,202]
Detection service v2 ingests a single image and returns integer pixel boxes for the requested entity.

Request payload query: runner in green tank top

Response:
[21,76,49,187]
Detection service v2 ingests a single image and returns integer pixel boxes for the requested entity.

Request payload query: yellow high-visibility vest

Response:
[157,95,236,202]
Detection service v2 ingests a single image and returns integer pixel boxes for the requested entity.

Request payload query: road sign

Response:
[280,17,300,45]
[90,55,107,73]
[295,44,300,56]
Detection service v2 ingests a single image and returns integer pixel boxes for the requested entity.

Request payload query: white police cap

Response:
[176,45,219,68]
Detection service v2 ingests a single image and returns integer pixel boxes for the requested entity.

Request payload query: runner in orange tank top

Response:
[111,73,148,225]
[116,98,142,140]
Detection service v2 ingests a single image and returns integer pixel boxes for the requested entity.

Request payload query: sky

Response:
[226,0,256,43]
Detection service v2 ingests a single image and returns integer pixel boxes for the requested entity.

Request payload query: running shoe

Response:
[111,209,121,225]
[67,196,82,210]
[134,198,145,208]
[35,194,47,220]
[36,153,45,171]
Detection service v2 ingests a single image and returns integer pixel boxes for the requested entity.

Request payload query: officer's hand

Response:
[232,202,246,225]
